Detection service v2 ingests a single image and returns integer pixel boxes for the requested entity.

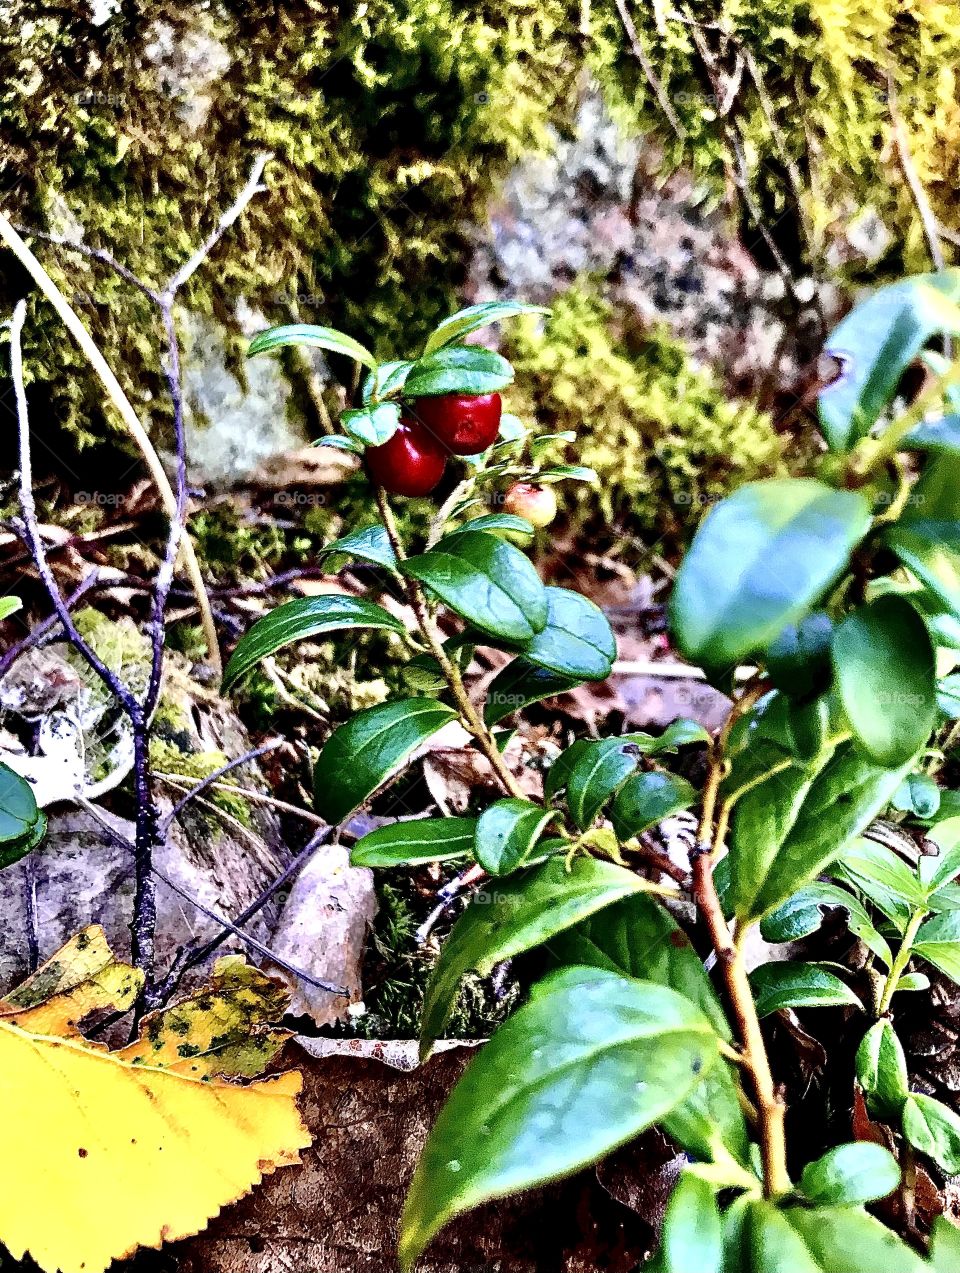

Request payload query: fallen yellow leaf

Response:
[0,928,311,1273]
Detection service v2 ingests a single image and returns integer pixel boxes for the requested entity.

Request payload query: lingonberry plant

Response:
[226,279,960,1272]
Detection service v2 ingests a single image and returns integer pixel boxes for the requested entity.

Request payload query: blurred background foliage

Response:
[1,0,958,536]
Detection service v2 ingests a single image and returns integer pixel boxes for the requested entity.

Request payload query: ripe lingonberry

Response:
[365,420,447,496]
[408,393,502,456]
[503,482,557,528]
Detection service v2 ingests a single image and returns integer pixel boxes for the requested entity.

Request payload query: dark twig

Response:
[159,738,285,835]
[0,569,101,682]
[612,0,687,142]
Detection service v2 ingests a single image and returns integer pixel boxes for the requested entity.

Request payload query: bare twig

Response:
[0,569,101,682]
[886,70,947,274]
[158,738,285,835]
[612,0,687,142]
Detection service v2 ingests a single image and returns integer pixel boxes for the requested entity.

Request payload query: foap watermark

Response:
[272,491,329,508]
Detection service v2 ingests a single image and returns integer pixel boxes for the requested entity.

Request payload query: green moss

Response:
[148,739,253,827]
[506,283,784,532]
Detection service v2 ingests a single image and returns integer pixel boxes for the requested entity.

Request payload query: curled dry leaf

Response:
[0,927,310,1273]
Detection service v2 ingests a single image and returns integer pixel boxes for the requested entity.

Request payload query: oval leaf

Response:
[670,479,871,668]
[913,910,960,982]
[403,346,514,397]
[904,1093,960,1173]
[401,967,720,1273]
[749,961,861,1018]
[419,856,645,1052]
[340,401,401,446]
[423,302,548,355]
[350,817,476,867]
[799,1143,900,1206]
[223,596,405,689]
[484,658,581,726]
[316,522,398,571]
[474,799,557,875]
[832,596,936,766]
[0,763,39,844]
[610,771,696,842]
[563,739,642,831]
[248,323,377,369]
[313,698,458,823]
[856,1020,910,1121]
[518,587,616,681]
[402,531,547,641]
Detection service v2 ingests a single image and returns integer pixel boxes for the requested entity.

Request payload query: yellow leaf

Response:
[0,930,311,1273]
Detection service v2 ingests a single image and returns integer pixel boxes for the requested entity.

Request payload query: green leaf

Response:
[833,839,921,933]
[401,966,721,1272]
[905,415,960,453]
[882,522,960,620]
[313,434,364,454]
[749,961,861,1017]
[404,345,514,397]
[913,910,960,981]
[562,739,643,830]
[340,401,401,446]
[0,810,46,869]
[648,718,712,750]
[316,522,398,571]
[931,1216,960,1273]
[483,658,580,725]
[0,597,21,621]
[893,772,941,820]
[248,323,378,369]
[832,597,936,766]
[670,479,871,667]
[738,1201,930,1272]
[761,882,892,967]
[350,817,476,867]
[0,763,39,844]
[453,513,535,544]
[799,1143,900,1205]
[938,673,960,718]
[222,595,405,689]
[402,531,547,642]
[818,270,960,451]
[856,1020,910,1121]
[897,972,931,991]
[919,816,960,892]
[904,1093,960,1172]
[313,698,458,823]
[535,464,598,484]
[402,640,474,693]
[765,611,834,700]
[419,856,645,1052]
[653,1173,722,1273]
[610,771,696,842]
[422,301,549,355]
[474,799,557,875]
[517,587,616,681]
[361,359,413,402]
[729,745,915,922]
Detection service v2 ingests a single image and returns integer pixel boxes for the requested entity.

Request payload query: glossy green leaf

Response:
[765,611,834,700]
[0,763,39,844]
[535,464,598,484]
[856,1020,910,1121]
[898,972,931,991]
[761,882,892,967]
[340,401,401,446]
[904,1093,960,1173]
[222,595,405,689]
[313,698,458,823]
[833,838,922,933]
[799,1143,900,1205]
[474,799,557,875]
[0,597,21,621]
[402,531,547,642]
[730,745,915,921]
[515,587,616,682]
[738,1201,930,1272]
[0,810,46,870]
[919,817,960,892]
[883,522,960,620]
[248,323,377,369]
[419,856,645,1052]
[401,966,720,1272]
[832,597,935,766]
[670,479,871,667]
[913,910,960,981]
[648,718,712,750]
[818,270,960,451]
[893,772,941,820]
[653,1173,722,1273]
[404,345,514,397]
[350,817,476,867]
[563,739,642,830]
[313,434,363,454]
[316,522,398,571]
[402,640,474,693]
[749,961,861,1017]
[931,1216,960,1272]
[361,359,413,402]
[610,771,696,842]
[452,513,535,544]
[483,658,580,725]
[422,301,548,355]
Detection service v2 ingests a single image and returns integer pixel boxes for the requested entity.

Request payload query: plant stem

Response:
[877,907,927,1015]
[847,358,960,483]
[375,487,527,800]
[692,682,791,1198]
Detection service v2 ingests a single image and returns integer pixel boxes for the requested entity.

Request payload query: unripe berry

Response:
[503,482,557,528]
[365,420,446,496]
[409,392,502,456]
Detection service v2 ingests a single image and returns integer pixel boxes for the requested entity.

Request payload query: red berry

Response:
[365,419,447,496]
[409,392,502,456]
[503,482,558,528]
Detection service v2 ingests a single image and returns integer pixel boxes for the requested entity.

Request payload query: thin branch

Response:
[0,568,101,681]
[158,738,285,835]
[887,71,946,273]
[156,773,326,826]
[0,215,220,674]
[612,0,687,142]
